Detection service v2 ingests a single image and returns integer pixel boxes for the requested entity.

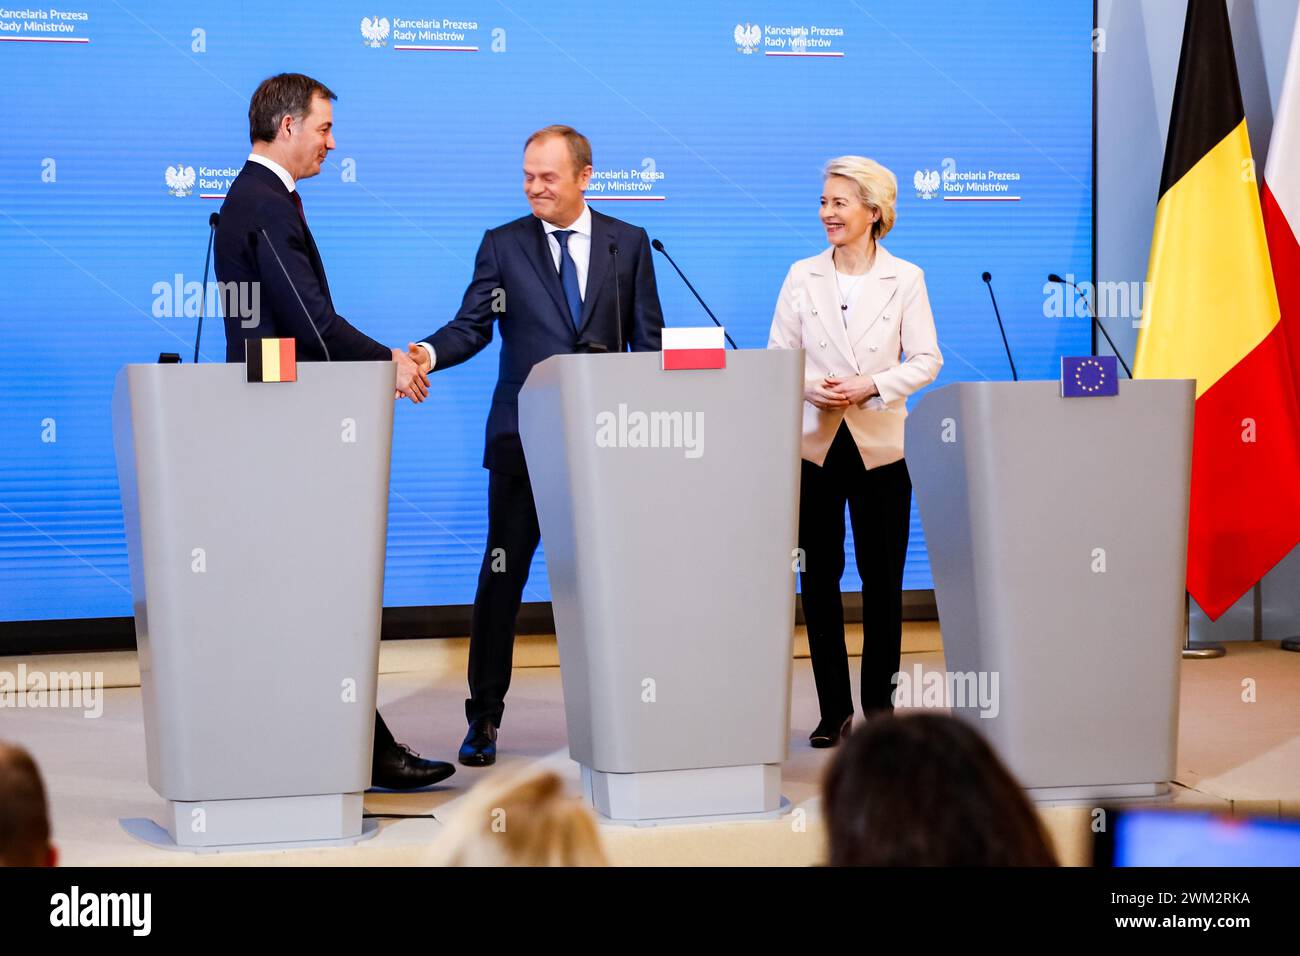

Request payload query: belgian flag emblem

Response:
[1135,0,1300,618]
[246,337,297,383]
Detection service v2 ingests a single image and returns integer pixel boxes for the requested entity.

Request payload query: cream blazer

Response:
[768,245,942,469]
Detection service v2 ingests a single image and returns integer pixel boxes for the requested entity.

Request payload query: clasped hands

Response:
[392,344,432,403]
[804,374,879,410]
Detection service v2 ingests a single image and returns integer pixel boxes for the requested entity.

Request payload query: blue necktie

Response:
[552,229,583,331]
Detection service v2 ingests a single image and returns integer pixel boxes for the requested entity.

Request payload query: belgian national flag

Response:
[1135,0,1300,619]
[246,337,297,384]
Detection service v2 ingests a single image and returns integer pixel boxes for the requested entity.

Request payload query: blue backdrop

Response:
[0,0,1092,623]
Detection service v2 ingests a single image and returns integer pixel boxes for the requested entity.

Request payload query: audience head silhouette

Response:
[823,713,1057,866]
[0,742,56,867]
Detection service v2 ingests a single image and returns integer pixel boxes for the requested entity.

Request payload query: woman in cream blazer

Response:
[768,156,942,747]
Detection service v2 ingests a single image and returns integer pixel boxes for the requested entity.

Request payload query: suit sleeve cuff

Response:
[417,341,436,371]
[870,371,901,405]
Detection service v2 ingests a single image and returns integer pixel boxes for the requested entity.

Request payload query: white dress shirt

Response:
[834,268,868,326]
[247,152,296,193]
[418,204,592,371]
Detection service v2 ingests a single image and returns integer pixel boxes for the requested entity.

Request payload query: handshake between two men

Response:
[392,344,431,403]
[216,68,666,774]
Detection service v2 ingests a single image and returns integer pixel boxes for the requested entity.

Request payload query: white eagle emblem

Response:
[734,22,761,54]
[361,16,390,47]
[165,164,196,197]
[914,168,940,200]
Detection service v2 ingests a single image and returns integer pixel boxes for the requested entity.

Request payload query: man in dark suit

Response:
[216,72,452,790]
[411,125,665,766]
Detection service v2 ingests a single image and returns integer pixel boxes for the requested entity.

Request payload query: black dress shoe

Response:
[809,715,853,749]
[371,742,456,790]
[459,719,498,767]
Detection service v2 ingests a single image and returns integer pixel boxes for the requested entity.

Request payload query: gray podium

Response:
[906,380,1194,801]
[518,349,803,824]
[111,361,395,849]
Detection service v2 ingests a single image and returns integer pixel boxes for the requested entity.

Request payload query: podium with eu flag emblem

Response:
[111,360,395,849]
[905,378,1195,801]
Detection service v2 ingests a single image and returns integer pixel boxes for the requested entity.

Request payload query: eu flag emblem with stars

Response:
[1061,355,1118,397]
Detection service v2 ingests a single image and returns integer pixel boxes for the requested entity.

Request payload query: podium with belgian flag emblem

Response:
[111,359,396,849]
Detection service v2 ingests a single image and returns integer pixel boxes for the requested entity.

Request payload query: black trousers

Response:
[799,422,912,720]
[374,711,396,754]
[465,468,542,725]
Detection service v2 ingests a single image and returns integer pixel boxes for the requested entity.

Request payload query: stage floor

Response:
[3,624,1298,866]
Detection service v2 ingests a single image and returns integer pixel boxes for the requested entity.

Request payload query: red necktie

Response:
[290,190,306,225]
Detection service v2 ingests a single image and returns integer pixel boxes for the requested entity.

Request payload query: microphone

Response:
[608,242,624,354]
[255,228,330,361]
[982,271,1018,381]
[1048,273,1132,377]
[651,238,738,349]
[193,212,219,363]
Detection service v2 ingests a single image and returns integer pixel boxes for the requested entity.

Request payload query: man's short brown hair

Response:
[248,73,337,145]
[0,743,51,867]
[524,125,592,174]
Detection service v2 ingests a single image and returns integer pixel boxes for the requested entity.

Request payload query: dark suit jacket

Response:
[421,209,665,475]
[215,161,390,362]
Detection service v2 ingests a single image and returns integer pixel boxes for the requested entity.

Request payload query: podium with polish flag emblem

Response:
[519,343,803,823]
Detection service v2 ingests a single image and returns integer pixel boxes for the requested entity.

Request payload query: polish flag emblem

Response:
[661,326,726,370]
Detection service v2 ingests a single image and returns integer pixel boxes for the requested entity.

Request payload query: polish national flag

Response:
[1263,13,1300,400]
[661,326,726,370]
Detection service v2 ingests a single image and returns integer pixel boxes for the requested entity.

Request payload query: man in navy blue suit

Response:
[216,73,453,790]
[411,125,665,766]
[216,73,428,396]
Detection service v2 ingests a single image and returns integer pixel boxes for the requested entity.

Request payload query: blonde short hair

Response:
[427,767,609,867]
[823,156,897,240]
